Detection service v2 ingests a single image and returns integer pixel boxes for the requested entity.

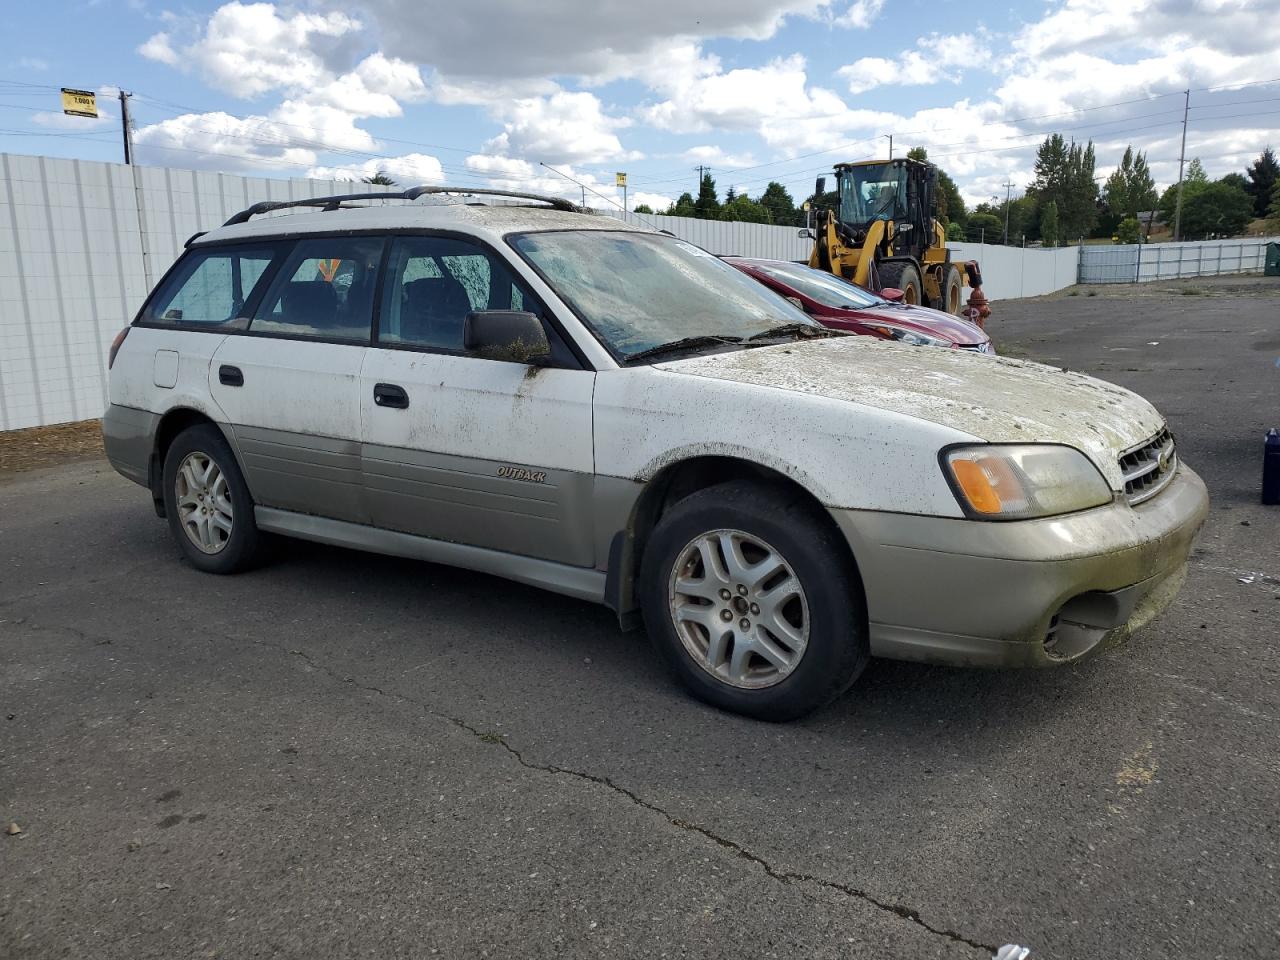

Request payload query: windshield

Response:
[510,231,815,360]
[747,261,886,310]
[838,162,906,225]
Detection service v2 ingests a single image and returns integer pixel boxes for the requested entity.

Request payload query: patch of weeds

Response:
[1067,289,1080,296]
[1179,286,1204,296]
[478,731,506,744]
[1086,290,1098,297]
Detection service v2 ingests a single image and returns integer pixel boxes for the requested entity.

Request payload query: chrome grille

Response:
[1119,428,1177,505]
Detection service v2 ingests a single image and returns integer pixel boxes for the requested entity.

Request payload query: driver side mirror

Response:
[785,296,807,312]
[879,287,905,303]
[463,310,551,364]
[797,228,814,239]
[814,176,826,198]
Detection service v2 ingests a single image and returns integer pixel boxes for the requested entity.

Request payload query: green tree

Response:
[1179,180,1253,239]
[1185,158,1209,184]
[719,193,772,223]
[632,203,655,215]
[1268,181,1280,226]
[694,172,721,219]
[1029,133,1098,242]
[1115,217,1141,244]
[1218,172,1248,193]
[1245,146,1278,218]
[966,212,1003,241]
[1040,200,1060,247]
[362,171,397,185]
[759,181,799,226]
[1158,158,1213,233]
[1104,146,1158,221]
[663,192,696,217]
[945,221,964,241]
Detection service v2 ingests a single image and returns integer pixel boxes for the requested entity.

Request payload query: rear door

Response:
[359,235,597,565]
[210,236,384,524]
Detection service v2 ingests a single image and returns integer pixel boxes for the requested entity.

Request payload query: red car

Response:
[727,257,994,354]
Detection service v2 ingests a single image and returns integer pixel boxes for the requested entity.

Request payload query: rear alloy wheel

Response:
[879,261,922,306]
[640,480,868,721]
[938,265,963,314]
[162,423,262,574]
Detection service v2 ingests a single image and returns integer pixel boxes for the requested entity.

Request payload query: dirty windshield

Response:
[511,230,816,360]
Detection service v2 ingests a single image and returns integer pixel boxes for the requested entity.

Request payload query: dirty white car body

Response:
[103,192,1208,720]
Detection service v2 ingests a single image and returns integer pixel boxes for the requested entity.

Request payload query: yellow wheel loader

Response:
[806,158,987,320]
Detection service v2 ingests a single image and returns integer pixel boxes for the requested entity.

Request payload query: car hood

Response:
[838,304,988,344]
[657,337,1165,489]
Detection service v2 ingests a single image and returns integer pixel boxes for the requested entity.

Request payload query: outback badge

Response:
[497,465,547,484]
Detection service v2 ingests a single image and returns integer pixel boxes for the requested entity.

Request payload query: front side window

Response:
[251,237,383,341]
[378,236,532,351]
[144,245,277,328]
[511,231,814,361]
[749,261,885,309]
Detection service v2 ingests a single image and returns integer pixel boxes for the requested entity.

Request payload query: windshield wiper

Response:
[746,322,833,342]
[622,335,744,364]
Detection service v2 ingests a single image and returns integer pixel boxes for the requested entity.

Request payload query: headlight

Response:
[868,323,950,347]
[942,444,1113,520]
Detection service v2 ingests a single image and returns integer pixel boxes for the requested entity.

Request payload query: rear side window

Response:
[143,245,278,328]
[251,237,383,342]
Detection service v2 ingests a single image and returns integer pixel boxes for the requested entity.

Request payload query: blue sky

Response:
[4,0,1278,212]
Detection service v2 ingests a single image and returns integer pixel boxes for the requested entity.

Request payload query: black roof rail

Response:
[222,185,581,226]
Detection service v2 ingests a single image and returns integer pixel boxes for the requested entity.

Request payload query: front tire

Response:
[879,261,922,306]
[938,265,963,314]
[640,481,868,721]
[162,423,261,574]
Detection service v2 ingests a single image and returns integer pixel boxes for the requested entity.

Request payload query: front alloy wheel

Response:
[669,529,809,688]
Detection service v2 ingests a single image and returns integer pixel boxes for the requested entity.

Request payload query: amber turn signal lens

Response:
[950,459,1003,514]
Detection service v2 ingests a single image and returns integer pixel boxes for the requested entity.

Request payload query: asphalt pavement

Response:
[3,277,1278,959]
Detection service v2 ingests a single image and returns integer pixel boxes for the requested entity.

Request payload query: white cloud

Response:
[359,0,832,81]
[682,145,759,168]
[840,0,884,28]
[137,32,179,66]
[483,91,636,165]
[12,56,50,71]
[630,191,675,211]
[307,154,445,184]
[837,33,981,94]
[31,110,115,131]
[139,2,362,99]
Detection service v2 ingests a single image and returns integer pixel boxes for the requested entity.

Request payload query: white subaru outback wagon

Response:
[103,187,1208,721]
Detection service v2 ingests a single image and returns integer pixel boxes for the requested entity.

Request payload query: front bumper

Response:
[832,465,1209,667]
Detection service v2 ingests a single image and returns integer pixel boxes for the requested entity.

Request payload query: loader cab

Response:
[832,158,937,255]
[837,161,908,226]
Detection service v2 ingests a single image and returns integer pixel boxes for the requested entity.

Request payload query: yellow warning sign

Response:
[615,172,627,187]
[61,88,98,119]
[316,258,341,282]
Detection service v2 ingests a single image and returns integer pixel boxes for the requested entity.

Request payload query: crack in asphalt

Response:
[8,614,996,955]
[272,639,997,955]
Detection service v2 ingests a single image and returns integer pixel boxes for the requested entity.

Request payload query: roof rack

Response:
[222,185,582,226]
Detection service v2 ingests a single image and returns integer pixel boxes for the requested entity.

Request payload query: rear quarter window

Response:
[142,245,280,329]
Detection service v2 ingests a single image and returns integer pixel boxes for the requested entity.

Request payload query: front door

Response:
[211,236,384,523]
[359,235,596,566]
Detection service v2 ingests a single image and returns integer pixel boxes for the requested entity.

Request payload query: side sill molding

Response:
[255,507,607,604]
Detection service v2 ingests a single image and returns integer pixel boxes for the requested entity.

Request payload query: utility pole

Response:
[695,165,708,195]
[882,133,892,160]
[1002,180,1014,245]
[1173,88,1190,242]
[118,89,134,165]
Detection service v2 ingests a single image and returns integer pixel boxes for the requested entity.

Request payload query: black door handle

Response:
[219,364,243,387]
[373,383,409,409]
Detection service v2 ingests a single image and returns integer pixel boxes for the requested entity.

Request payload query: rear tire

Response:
[938,265,963,314]
[879,261,922,305]
[162,424,261,574]
[639,481,868,721]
